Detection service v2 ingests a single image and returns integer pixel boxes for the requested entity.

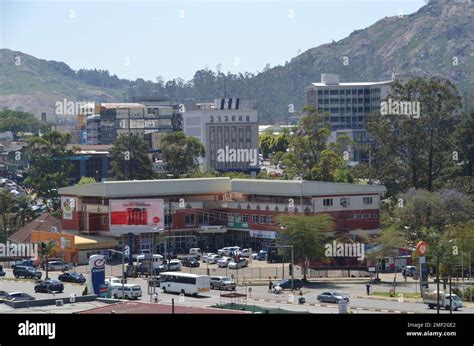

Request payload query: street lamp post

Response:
[273,244,294,290]
[107,249,125,299]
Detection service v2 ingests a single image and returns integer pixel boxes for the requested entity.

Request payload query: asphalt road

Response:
[2,269,473,314]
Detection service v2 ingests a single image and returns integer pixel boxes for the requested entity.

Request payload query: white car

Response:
[207,254,221,264]
[159,260,182,271]
[217,257,232,268]
[217,248,230,256]
[239,249,250,257]
[228,258,248,269]
[202,253,217,263]
[105,277,123,288]
[111,284,142,300]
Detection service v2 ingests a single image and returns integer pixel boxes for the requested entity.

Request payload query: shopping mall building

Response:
[58,178,386,257]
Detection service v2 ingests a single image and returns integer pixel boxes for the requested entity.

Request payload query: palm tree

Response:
[38,240,56,279]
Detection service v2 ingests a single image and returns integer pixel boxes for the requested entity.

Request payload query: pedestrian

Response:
[366,283,371,295]
[268,279,273,293]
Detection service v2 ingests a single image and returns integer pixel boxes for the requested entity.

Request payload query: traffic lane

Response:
[0,277,86,300]
[245,285,474,314]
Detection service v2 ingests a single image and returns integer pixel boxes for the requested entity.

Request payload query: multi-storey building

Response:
[305,74,393,162]
[58,178,386,257]
[183,98,259,173]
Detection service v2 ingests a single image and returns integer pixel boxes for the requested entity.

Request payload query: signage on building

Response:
[109,199,164,234]
[88,254,106,295]
[198,225,227,234]
[249,230,276,239]
[61,197,77,220]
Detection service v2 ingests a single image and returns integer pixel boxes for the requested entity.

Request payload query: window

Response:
[224,116,228,122]
[259,215,266,224]
[363,197,373,205]
[252,215,258,223]
[323,198,333,207]
[185,214,195,226]
[101,216,108,225]
[210,116,214,123]
[165,214,173,227]
[242,214,248,223]
[246,116,250,122]
[267,216,273,224]
[231,116,235,122]
[239,116,242,121]
[340,198,350,207]
[219,212,226,221]
[199,213,209,225]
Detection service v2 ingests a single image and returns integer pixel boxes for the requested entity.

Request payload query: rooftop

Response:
[58,178,386,198]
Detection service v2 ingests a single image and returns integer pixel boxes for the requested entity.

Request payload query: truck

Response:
[423,290,463,311]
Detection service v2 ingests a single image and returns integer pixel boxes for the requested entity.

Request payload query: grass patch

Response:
[372,291,421,299]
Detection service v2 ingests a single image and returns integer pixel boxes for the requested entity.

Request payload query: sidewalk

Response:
[353,294,474,307]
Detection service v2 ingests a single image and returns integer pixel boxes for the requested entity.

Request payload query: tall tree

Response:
[277,214,334,280]
[0,190,15,242]
[367,78,462,196]
[24,131,75,211]
[280,105,350,182]
[38,240,57,280]
[160,132,205,178]
[109,134,155,181]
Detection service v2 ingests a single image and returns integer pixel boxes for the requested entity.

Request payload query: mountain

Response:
[0,0,472,123]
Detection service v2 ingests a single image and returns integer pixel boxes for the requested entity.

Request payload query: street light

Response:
[150,227,164,302]
[272,244,294,290]
[107,249,126,299]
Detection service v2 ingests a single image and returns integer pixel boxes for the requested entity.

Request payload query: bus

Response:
[159,272,210,296]
[137,254,163,270]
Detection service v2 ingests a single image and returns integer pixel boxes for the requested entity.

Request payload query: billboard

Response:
[109,199,164,234]
[61,197,77,220]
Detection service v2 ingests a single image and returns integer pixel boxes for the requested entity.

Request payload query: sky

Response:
[1,0,426,82]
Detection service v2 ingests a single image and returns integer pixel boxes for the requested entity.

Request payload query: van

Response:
[136,254,163,271]
[111,284,142,300]
[189,248,202,259]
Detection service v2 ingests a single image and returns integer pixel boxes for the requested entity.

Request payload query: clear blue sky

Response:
[1,0,425,82]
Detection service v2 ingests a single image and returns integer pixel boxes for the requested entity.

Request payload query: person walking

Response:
[268,278,273,293]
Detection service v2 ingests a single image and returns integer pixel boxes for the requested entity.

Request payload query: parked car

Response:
[256,250,267,261]
[202,253,218,263]
[317,291,350,304]
[105,277,123,287]
[0,290,9,299]
[181,257,200,268]
[6,292,36,302]
[206,254,221,264]
[58,272,86,284]
[34,279,64,293]
[158,260,182,272]
[12,259,36,269]
[403,265,417,277]
[228,258,248,269]
[0,265,5,276]
[217,247,230,256]
[45,260,70,272]
[217,257,232,268]
[273,279,303,291]
[188,248,202,259]
[239,248,251,257]
[13,266,42,279]
[210,276,236,290]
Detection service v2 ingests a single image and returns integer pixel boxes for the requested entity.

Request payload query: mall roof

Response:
[59,178,386,198]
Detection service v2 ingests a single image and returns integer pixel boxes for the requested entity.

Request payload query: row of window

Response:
[210,115,251,123]
[322,196,373,207]
[317,89,372,96]
[353,214,378,219]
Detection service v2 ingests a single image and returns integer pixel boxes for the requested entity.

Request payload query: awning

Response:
[75,235,119,250]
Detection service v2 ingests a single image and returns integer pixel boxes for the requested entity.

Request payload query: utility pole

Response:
[436,252,440,314]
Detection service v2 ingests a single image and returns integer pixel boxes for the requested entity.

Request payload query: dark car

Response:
[317,291,350,304]
[13,266,42,279]
[274,279,303,290]
[256,250,267,261]
[0,290,9,299]
[34,279,64,293]
[58,272,86,284]
[0,265,5,276]
[6,292,36,301]
[12,259,36,269]
[181,257,200,268]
